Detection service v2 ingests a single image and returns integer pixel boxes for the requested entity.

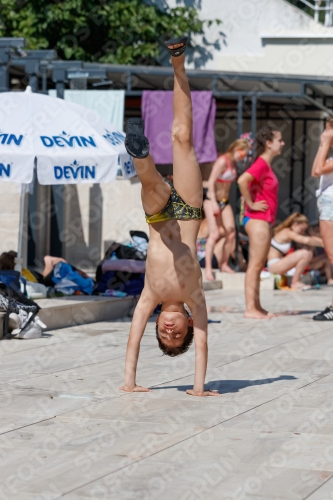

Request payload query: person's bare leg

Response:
[290,249,313,288]
[268,249,313,289]
[213,236,225,269]
[220,204,236,273]
[204,199,221,280]
[324,260,333,285]
[132,155,171,215]
[170,52,202,209]
[244,219,272,319]
[320,220,333,305]
[43,256,66,277]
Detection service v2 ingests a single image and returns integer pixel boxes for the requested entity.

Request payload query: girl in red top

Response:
[238,125,285,319]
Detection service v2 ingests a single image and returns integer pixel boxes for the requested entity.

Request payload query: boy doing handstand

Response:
[120,37,219,397]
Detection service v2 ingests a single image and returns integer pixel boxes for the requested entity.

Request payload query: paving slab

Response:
[0,286,333,499]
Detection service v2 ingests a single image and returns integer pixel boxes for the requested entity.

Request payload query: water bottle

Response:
[309,270,321,288]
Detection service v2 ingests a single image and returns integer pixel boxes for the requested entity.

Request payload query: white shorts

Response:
[267,258,280,271]
[318,193,333,221]
[267,258,296,276]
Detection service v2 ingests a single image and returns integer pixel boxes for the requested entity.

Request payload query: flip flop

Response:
[164,35,188,57]
[125,118,150,159]
[289,284,313,291]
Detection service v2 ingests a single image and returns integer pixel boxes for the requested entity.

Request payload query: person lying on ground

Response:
[267,213,324,290]
[0,252,66,284]
[120,37,219,397]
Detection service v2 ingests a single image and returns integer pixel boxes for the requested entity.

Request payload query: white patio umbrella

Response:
[0,87,135,269]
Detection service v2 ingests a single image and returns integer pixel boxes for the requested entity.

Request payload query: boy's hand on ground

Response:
[119,385,151,393]
[186,389,221,397]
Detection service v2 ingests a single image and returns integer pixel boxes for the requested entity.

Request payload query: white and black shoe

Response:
[313,306,333,321]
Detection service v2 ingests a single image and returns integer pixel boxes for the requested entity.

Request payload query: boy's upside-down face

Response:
[156,310,194,357]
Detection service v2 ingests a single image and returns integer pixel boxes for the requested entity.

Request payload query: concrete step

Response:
[202,270,275,290]
[33,272,273,332]
[36,296,137,331]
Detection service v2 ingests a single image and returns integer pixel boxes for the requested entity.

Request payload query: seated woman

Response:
[267,213,324,290]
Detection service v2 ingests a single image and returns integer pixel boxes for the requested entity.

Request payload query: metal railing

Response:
[298,0,333,26]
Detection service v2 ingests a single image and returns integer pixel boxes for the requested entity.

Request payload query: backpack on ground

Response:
[96,241,146,282]
[0,282,41,339]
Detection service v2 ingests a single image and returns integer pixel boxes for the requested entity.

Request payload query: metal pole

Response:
[29,74,38,93]
[235,96,243,272]
[237,95,243,137]
[325,0,330,25]
[314,0,319,23]
[42,67,47,93]
[289,119,296,214]
[301,120,307,213]
[251,95,257,154]
[14,187,27,272]
[126,72,132,93]
[56,81,65,99]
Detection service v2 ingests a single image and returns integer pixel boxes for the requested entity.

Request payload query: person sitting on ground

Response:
[120,36,219,397]
[267,213,324,290]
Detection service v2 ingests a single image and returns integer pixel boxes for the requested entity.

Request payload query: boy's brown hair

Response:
[155,324,194,357]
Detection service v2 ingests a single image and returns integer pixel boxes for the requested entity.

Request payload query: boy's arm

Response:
[120,290,157,393]
[186,293,220,397]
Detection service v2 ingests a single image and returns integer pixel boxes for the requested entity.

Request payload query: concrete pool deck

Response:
[1,285,333,499]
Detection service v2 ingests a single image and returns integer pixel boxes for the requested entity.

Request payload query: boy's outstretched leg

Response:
[125,119,171,216]
[168,48,202,209]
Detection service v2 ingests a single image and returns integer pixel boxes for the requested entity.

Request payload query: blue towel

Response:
[52,263,94,295]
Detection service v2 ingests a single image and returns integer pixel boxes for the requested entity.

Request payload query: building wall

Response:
[154,0,333,75]
[0,182,21,256]
[63,179,148,270]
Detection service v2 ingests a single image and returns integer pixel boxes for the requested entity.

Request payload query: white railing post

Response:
[326,0,333,26]
[314,0,319,22]
[325,0,331,25]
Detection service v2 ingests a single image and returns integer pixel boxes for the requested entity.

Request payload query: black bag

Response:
[0,282,41,338]
[96,241,146,282]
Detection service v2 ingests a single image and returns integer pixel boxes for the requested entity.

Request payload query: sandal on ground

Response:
[290,284,313,291]
[164,35,188,57]
[125,118,150,159]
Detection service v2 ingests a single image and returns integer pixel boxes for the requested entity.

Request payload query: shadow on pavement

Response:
[151,375,297,394]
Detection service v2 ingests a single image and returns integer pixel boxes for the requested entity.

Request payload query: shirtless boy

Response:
[120,37,219,397]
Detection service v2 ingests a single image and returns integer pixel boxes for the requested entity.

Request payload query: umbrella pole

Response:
[14,186,27,273]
